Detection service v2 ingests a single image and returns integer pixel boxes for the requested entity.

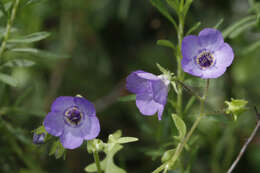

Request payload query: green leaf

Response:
[172,114,186,140]
[229,21,257,39]
[8,32,50,44]
[10,48,69,59]
[0,73,18,87]
[118,94,136,102]
[85,144,126,173]
[183,0,193,19]
[225,98,248,121]
[222,15,257,39]
[242,40,260,54]
[161,149,176,163]
[0,1,7,16]
[2,59,35,68]
[117,137,138,144]
[186,21,201,35]
[156,39,175,49]
[184,96,196,114]
[150,0,177,29]
[87,139,104,153]
[166,0,179,12]
[214,18,224,29]
[33,125,47,135]
[49,140,66,159]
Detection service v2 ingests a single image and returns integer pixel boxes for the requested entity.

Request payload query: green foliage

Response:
[172,114,186,140]
[49,140,66,159]
[118,95,136,102]
[85,130,138,173]
[0,72,18,87]
[7,32,50,44]
[150,0,177,28]
[225,98,248,121]
[222,15,257,39]
[156,39,175,50]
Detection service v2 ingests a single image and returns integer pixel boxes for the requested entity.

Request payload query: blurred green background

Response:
[1,0,260,173]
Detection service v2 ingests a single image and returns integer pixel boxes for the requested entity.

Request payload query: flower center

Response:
[196,51,215,69]
[64,106,83,127]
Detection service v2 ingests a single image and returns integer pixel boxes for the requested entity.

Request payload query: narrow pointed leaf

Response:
[156,39,176,49]
[222,15,256,38]
[8,32,50,43]
[0,73,18,87]
[150,0,177,29]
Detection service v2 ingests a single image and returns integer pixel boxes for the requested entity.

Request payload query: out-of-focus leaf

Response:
[166,0,179,12]
[222,15,256,38]
[10,48,69,59]
[24,0,43,6]
[172,114,186,140]
[229,21,257,39]
[0,1,7,16]
[214,18,224,29]
[0,72,18,87]
[183,0,193,18]
[186,21,201,35]
[242,40,260,54]
[2,59,35,68]
[150,0,177,29]
[156,39,175,49]
[118,94,136,102]
[8,32,50,43]
[184,96,196,114]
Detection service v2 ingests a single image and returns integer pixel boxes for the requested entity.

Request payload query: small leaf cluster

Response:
[85,130,138,173]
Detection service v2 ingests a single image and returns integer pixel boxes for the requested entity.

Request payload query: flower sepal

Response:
[49,140,66,159]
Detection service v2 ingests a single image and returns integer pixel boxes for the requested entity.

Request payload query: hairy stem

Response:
[176,8,185,117]
[93,150,102,173]
[227,115,260,173]
[0,0,20,63]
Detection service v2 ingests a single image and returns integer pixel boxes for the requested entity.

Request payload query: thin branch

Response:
[227,107,260,173]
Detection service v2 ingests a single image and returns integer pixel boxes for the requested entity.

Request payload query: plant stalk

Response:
[93,150,102,173]
[0,0,20,63]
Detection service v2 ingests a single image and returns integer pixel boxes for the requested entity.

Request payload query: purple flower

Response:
[43,96,100,149]
[126,70,170,120]
[33,132,46,144]
[181,28,234,79]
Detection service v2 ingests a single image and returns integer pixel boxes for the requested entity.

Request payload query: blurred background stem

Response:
[0,0,20,63]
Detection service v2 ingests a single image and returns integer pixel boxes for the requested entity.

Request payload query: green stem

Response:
[152,79,210,173]
[93,151,102,173]
[0,0,20,63]
[176,10,184,117]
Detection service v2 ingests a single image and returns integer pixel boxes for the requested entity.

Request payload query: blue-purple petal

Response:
[181,58,203,77]
[43,112,64,136]
[60,127,84,149]
[214,43,234,67]
[74,97,96,116]
[201,66,227,79]
[51,96,75,112]
[80,116,100,140]
[136,92,161,116]
[151,79,168,105]
[126,70,151,94]
[181,35,201,60]
[198,28,224,51]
